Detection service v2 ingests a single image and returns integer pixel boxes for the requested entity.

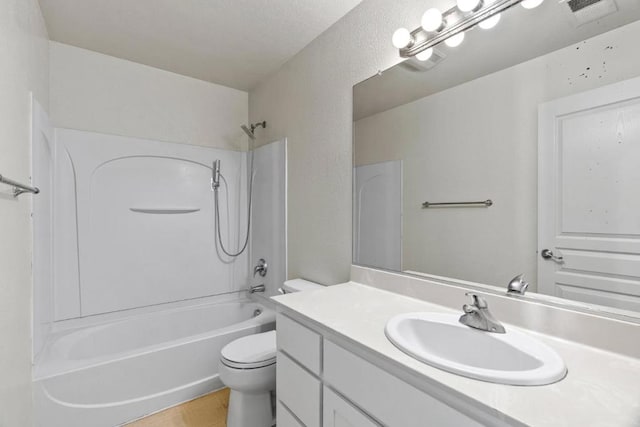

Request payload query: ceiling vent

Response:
[564,0,618,26]
[567,0,603,12]
[400,49,447,72]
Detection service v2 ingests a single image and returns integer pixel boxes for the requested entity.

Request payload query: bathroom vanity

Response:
[275,311,484,427]
[272,280,640,427]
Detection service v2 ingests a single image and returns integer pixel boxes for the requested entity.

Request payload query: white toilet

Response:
[219,279,323,427]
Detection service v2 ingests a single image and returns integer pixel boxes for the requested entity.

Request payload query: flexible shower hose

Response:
[213,149,254,257]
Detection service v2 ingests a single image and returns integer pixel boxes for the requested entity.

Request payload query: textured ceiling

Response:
[38,0,363,91]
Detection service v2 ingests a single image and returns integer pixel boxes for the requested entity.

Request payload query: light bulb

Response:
[422,9,444,32]
[416,48,434,61]
[479,13,501,29]
[392,28,412,49]
[457,0,482,12]
[445,32,465,47]
[521,0,544,9]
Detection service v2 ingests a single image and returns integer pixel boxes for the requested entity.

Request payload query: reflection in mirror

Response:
[353,0,640,319]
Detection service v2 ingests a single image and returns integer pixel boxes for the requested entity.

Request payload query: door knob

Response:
[541,249,563,262]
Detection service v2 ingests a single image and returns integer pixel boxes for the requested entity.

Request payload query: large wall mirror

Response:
[353,0,640,320]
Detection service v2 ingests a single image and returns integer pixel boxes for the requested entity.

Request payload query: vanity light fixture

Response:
[393,0,544,59]
[416,48,434,61]
[445,32,465,47]
[479,13,502,29]
[392,27,413,49]
[422,8,446,32]
[457,0,483,13]
[521,0,545,9]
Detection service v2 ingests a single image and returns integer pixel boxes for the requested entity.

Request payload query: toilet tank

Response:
[281,279,324,294]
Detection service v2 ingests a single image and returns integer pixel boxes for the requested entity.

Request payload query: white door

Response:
[353,160,402,270]
[323,387,380,427]
[538,76,640,313]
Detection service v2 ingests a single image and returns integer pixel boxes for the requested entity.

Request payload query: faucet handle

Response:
[461,292,506,334]
[462,303,476,314]
[464,292,488,309]
[253,258,268,277]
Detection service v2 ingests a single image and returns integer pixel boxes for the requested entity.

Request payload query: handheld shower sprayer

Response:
[211,159,221,190]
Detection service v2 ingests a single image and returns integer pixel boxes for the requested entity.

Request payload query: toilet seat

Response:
[221,330,276,369]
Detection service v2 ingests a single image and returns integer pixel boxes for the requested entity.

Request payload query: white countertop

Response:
[273,282,640,427]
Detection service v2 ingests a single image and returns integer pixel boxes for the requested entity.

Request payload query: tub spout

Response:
[507,274,529,295]
[249,284,265,294]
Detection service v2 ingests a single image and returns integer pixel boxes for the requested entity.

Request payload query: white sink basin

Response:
[385,312,567,386]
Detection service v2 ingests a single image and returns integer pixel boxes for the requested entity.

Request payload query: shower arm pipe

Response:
[241,121,267,139]
[250,121,266,133]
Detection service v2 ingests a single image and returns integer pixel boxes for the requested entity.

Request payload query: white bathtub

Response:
[33,298,275,427]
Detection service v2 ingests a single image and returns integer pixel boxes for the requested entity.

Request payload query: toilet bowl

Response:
[219,279,324,427]
[219,331,277,427]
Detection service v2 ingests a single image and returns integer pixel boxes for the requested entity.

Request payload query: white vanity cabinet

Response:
[276,313,488,427]
[277,314,322,427]
[323,387,380,427]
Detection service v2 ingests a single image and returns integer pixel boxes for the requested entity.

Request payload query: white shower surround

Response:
[50,129,249,320]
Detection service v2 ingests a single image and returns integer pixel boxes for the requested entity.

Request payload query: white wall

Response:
[0,0,49,424]
[353,21,640,289]
[249,0,434,285]
[50,42,248,150]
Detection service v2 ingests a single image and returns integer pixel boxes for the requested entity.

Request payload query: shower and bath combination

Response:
[211,121,267,258]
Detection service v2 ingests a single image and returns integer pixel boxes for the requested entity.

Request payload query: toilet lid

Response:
[221,330,276,369]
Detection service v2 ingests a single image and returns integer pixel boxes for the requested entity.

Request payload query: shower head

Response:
[241,124,255,140]
[241,121,267,140]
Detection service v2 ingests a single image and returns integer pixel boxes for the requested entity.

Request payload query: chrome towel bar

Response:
[422,199,492,208]
[0,174,40,197]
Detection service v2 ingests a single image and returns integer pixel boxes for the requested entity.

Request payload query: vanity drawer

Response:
[277,313,322,374]
[323,341,482,427]
[277,401,305,427]
[277,351,321,427]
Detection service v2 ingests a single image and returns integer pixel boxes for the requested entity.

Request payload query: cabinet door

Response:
[278,401,304,427]
[324,341,483,427]
[278,351,321,427]
[323,387,380,427]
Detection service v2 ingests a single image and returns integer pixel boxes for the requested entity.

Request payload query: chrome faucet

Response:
[253,258,268,277]
[459,293,505,334]
[507,273,529,295]
[249,284,265,294]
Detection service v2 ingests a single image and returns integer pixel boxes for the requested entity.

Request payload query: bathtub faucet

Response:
[253,258,268,277]
[249,284,266,294]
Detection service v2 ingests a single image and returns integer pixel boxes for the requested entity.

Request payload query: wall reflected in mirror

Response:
[353,0,640,318]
